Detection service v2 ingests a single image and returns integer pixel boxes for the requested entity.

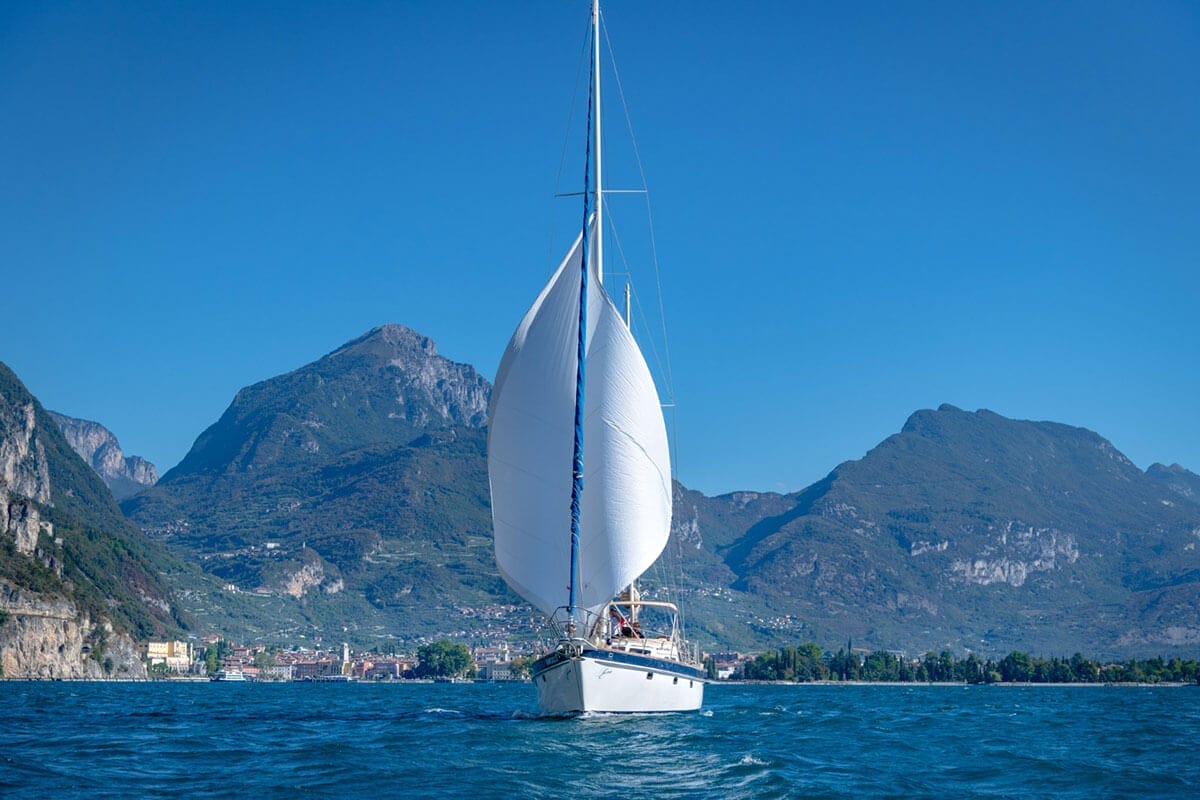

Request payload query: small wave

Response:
[700,709,714,717]
[392,707,539,723]
[576,710,671,721]
[508,709,541,720]
[422,707,464,716]
[738,754,768,766]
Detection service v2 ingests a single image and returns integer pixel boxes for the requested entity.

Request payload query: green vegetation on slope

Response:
[0,362,187,640]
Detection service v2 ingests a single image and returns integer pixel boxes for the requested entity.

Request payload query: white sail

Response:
[488,231,672,619]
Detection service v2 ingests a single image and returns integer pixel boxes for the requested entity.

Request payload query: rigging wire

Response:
[601,15,676,405]
[597,200,671,400]
[598,13,693,644]
[548,22,595,272]
[598,24,690,625]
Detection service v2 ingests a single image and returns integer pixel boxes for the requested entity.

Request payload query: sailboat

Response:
[487,0,704,715]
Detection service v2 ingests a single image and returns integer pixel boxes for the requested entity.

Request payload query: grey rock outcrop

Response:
[338,324,490,430]
[1,399,53,554]
[1,498,46,555]
[0,581,147,679]
[48,411,158,500]
[1,400,52,505]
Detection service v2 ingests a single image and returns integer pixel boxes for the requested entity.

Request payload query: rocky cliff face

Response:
[1,362,181,678]
[48,411,158,500]
[1,395,53,555]
[0,498,47,556]
[333,324,490,430]
[0,581,146,679]
[1,399,51,504]
[0,390,60,681]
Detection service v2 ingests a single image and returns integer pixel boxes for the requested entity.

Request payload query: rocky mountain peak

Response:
[337,323,490,430]
[899,403,972,437]
[895,404,1136,475]
[331,324,439,362]
[47,412,158,500]
[163,325,491,480]
[1147,462,1200,501]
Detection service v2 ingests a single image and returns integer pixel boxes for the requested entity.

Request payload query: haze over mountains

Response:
[7,325,1200,660]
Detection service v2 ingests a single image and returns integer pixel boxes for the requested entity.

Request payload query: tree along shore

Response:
[709,644,1200,685]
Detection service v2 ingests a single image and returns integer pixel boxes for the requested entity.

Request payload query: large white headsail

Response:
[488,233,672,618]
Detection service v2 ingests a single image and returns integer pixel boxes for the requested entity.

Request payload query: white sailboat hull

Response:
[532,647,705,715]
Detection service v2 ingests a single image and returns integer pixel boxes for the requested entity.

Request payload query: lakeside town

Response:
[146,637,518,682]
[144,636,1200,686]
[145,636,748,683]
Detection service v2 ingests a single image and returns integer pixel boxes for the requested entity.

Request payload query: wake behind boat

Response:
[487,0,703,715]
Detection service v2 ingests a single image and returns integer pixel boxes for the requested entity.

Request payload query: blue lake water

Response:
[1,681,1197,798]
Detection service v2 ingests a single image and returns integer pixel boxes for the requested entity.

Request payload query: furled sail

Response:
[488,231,672,618]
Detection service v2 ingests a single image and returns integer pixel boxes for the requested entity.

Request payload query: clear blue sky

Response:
[2,1,1197,496]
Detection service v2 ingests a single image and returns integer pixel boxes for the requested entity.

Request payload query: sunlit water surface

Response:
[2,682,1197,798]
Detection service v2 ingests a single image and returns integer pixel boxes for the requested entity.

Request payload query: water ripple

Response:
[1,682,1198,798]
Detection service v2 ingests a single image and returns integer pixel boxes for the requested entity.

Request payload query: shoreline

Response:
[3,676,1194,687]
[720,679,1196,688]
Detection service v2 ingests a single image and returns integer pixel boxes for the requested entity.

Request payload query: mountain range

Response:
[708,405,1200,655]
[110,325,1200,657]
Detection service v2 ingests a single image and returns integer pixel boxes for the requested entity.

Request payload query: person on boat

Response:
[609,606,630,638]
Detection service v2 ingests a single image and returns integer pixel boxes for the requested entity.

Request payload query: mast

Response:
[566,0,603,633]
[592,0,603,285]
